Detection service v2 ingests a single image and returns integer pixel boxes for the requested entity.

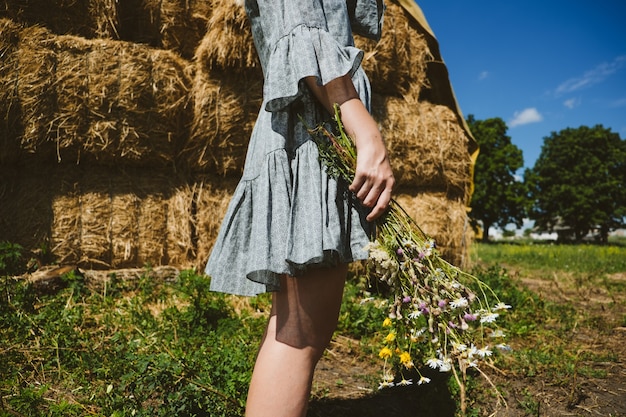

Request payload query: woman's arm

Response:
[305,75,395,221]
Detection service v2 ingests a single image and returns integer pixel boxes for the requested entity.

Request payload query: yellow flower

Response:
[385,332,396,343]
[378,347,392,359]
[382,318,392,327]
[399,351,414,368]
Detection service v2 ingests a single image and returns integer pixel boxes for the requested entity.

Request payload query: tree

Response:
[525,125,626,243]
[467,115,526,242]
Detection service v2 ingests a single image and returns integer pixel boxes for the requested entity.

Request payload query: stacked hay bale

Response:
[0,0,475,270]
[0,17,198,268]
[0,0,212,58]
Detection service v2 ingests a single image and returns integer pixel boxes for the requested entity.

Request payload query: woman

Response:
[205,0,393,415]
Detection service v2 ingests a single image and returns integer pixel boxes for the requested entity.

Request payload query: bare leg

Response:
[245,264,348,417]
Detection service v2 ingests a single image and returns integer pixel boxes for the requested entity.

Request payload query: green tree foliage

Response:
[525,125,626,243]
[467,116,526,242]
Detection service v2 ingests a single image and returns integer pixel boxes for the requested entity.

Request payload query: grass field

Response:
[468,242,626,416]
[1,241,625,416]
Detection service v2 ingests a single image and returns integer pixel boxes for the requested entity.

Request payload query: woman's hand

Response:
[304,75,395,221]
[339,99,394,221]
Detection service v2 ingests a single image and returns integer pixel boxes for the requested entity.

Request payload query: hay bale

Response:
[109,0,212,58]
[51,35,93,161]
[0,0,98,38]
[50,193,81,265]
[15,24,57,157]
[372,93,472,200]
[183,68,262,176]
[46,170,81,265]
[0,19,21,166]
[194,177,238,269]
[77,187,114,269]
[355,1,431,96]
[4,163,180,269]
[103,0,213,58]
[1,0,210,58]
[111,190,140,268]
[154,0,212,59]
[166,184,196,268]
[136,190,168,268]
[84,39,193,166]
[394,191,471,267]
[89,0,120,39]
[195,0,259,71]
[6,24,193,166]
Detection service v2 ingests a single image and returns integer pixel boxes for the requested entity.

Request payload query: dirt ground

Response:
[307,271,626,417]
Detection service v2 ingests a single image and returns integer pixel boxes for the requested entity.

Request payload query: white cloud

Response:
[509,108,543,127]
[563,98,580,109]
[478,71,489,80]
[555,55,626,95]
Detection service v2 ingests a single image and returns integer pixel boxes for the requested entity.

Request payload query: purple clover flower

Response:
[463,313,477,322]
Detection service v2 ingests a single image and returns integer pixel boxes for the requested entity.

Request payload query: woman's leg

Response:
[245,264,348,417]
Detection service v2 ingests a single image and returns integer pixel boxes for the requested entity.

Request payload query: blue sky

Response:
[418,1,626,170]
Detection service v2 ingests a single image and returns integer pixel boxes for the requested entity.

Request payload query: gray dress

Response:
[205,0,384,296]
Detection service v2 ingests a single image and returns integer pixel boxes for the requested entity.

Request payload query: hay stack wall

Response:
[0,0,213,59]
[0,0,475,270]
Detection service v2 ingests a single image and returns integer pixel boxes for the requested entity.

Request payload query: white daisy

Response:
[417,376,431,385]
[480,312,499,323]
[477,346,492,358]
[426,358,441,369]
[398,378,413,386]
[450,297,468,309]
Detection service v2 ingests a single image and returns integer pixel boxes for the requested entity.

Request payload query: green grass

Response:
[0,241,384,417]
[474,243,626,274]
[1,241,624,416]
[468,242,625,412]
[473,242,626,275]
[0,268,263,417]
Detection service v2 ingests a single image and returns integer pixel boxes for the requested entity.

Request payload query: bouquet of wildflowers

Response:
[306,104,510,411]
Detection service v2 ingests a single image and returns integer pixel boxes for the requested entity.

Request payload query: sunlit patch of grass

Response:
[472,242,626,275]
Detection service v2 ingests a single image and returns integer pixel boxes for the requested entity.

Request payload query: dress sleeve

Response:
[261,0,365,112]
[347,0,384,41]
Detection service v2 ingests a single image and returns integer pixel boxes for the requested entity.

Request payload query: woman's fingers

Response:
[350,169,395,221]
[348,172,366,196]
[367,187,392,221]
